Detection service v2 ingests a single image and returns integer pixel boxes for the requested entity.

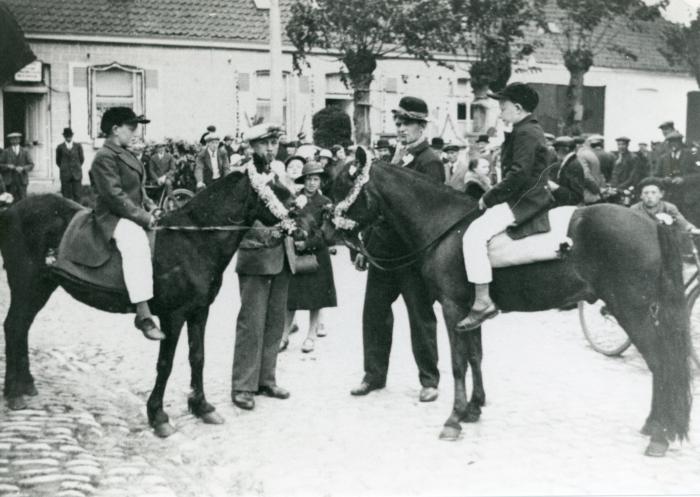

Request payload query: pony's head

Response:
[321,146,381,248]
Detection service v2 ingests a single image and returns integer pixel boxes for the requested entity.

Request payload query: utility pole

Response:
[269,0,284,126]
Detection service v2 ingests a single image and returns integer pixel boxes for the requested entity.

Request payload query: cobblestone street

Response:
[1,248,700,497]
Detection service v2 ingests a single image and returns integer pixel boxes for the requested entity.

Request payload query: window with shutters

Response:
[88,63,145,138]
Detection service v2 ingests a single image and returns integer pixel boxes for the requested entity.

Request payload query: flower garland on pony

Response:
[332,161,371,231]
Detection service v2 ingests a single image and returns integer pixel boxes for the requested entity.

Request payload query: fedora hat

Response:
[295,160,327,183]
[391,96,429,122]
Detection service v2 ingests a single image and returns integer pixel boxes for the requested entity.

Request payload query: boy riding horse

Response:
[458,83,552,331]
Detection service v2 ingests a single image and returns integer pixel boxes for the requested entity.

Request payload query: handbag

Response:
[284,237,320,275]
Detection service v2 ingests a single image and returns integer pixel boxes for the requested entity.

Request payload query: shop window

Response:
[89,63,145,138]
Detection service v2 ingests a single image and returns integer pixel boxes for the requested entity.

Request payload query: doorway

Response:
[2,91,50,181]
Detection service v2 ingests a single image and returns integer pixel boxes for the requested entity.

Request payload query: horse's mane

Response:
[371,163,481,241]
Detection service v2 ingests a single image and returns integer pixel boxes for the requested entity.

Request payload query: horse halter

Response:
[332,160,372,231]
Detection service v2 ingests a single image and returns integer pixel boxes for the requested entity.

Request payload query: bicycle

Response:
[579,232,700,370]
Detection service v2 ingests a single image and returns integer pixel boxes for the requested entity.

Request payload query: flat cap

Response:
[553,136,574,148]
[615,136,631,143]
[665,131,684,142]
[100,107,150,135]
[204,134,220,142]
[658,120,674,129]
[6,132,22,139]
[443,143,461,152]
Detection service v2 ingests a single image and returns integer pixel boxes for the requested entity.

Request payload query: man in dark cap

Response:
[458,82,551,331]
[55,127,84,202]
[611,136,643,193]
[632,177,700,235]
[588,135,615,184]
[148,142,176,194]
[550,136,584,206]
[0,131,34,200]
[657,131,696,184]
[430,137,444,153]
[374,138,393,161]
[351,95,442,402]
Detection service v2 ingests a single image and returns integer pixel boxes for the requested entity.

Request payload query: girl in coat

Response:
[284,161,337,353]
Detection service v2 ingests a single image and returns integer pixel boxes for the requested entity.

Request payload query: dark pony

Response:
[0,171,306,437]
[323,155,692,457]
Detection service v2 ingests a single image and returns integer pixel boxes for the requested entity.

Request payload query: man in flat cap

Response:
[231,123,291,411]
[55,127,84,202]
[611,136,643,193]
[458,82,551,331]
[351,95,442,402]
[657,131,696,184]
[0,131,34,200]
[195,134,230,190]
[632,177,700,235]
[148,142,176,195]
[443,143,469,191]
[588,135,615,184]
[550,136,585,206]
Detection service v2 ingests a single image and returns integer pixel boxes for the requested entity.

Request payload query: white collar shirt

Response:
[210,149,220,179]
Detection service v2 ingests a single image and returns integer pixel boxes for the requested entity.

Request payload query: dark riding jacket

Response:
[483,114,551,237]
[551,153,585,207]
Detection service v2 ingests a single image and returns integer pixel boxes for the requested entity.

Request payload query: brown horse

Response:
[323,156,692,457]
[0,171,309,437]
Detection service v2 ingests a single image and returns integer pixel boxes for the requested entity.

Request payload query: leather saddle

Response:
[49,209,154,295]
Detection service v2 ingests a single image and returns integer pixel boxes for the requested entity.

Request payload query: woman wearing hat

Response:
[283,161,337,353]
[90,107,164,341]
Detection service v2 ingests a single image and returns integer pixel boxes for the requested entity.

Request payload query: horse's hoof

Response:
[200,411,225,425]
[439,424,462,441]
[6,396,27,411]
[644,439,669,457]
[153,422,176,438]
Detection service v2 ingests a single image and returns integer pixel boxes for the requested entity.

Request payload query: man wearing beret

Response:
[611,136,643,192]
[656,131,697,184]
[351,96,442,402]
[458,82,551,331]
[231,123,291,411]
[0,132,34,200]
[55,127,84,202]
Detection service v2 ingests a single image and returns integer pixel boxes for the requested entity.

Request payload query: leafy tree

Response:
[451,0,546,98]
[549,0,667,134]
[661,10,700,88]
[286,0,455,146]
[312,106,353,148]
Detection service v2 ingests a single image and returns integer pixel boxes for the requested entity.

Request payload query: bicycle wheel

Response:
[578,300,633,356]
[165,188,195,211]
[685,286,700,370]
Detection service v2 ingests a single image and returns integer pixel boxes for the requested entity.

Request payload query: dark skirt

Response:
[287,247,337,310]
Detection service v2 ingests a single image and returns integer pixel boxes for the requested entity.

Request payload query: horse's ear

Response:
[356,146,368,168]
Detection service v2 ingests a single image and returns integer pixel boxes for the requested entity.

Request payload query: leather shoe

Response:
[257,385,290,399]
[350,381,383,396]
[232,391,255,410]
[419,387,438,402]
[134,316,165,341]
[455,303,499,332]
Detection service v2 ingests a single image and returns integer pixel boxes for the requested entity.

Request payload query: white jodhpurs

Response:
[463,202,516,284]
[113,218,153,303]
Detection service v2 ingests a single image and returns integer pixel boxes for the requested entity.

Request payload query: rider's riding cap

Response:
[294,160,327,184]
[100,107,150,135]
[392,96,429,123]
[488,82,539,112]
[243,123,283,143]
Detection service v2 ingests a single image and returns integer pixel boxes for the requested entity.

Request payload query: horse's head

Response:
[321,146,381,249]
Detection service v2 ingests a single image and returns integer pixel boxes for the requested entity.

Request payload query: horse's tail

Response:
[655,223,692,440]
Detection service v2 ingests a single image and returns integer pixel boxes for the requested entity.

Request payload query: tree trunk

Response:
[565,68,587,136]
[563,49,593,136]
[351,76,372,147]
